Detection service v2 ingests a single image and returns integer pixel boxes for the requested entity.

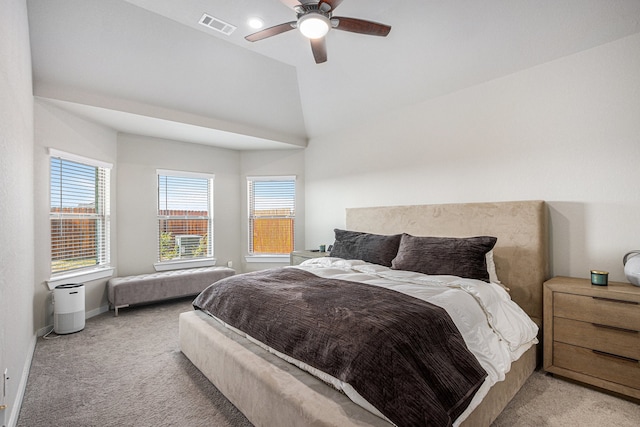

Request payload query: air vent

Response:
[199,13,236,35]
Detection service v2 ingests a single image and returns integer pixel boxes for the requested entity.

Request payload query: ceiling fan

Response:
[245,0,391,64]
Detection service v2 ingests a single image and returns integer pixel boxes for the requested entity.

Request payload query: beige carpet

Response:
[493,369,639,426]
[18,298,252,427]
[18,298,639,426]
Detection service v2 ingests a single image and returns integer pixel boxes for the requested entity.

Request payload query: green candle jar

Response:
[590,270,609,286]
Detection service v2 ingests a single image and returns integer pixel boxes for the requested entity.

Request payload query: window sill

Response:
[245,255,290,263]
[47,267,115,290]
[154,258,216,272]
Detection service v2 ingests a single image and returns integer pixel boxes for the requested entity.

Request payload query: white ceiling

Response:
[27,0,640,150]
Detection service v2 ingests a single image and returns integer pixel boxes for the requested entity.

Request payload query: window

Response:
[247,176,296,255]
[50,150,111,276]
[157,170,214,267]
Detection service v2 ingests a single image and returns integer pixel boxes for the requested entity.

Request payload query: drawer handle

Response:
[592,296,638,305]
[592,323,639,334]
[592,350,639,364]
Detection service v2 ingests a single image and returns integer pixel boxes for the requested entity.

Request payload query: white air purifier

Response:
[54,283,85,334]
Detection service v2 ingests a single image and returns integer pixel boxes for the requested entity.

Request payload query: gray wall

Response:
[33,100,119,329]
[0,1,35,425]
[116,133,242,276]
[240,149,306,272]
[30,108,306,329]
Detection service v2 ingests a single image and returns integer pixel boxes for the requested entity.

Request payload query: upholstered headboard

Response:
[346,200,549,326]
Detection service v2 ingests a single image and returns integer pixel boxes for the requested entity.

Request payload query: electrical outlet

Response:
[227,261,233,268]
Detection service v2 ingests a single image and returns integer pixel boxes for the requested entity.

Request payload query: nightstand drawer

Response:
[554,292,640,330]
[545,277,640,399]
[554,317,640,360]
[554,342,640,390]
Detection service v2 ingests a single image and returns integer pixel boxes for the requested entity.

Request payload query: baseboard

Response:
[86,304,109,319]
[4,334,36,427]
[37,304,109,337]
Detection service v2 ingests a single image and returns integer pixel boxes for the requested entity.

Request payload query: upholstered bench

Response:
[107,266,235,316]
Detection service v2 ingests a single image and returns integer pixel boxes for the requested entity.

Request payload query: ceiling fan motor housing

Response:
[295,1,333,15]
[295,4,331,19]
[245,0,391,64]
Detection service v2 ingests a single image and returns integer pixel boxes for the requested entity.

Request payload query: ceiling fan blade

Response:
[245,22,296,42]
[333,17,391,37]
[310,37,327,64]
[319,0,344,12]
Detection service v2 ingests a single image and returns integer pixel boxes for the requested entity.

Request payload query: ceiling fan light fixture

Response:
[244,0,391,64]
[298,13,330,39]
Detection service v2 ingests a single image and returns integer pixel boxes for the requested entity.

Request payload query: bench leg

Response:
[114,304,129,316]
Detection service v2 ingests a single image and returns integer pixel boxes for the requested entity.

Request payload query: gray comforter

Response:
[193,268,487,427]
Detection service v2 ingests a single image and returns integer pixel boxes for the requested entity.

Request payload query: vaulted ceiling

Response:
[27,0,640,150]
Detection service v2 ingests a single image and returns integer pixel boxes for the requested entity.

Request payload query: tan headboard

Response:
[346,200,549,326]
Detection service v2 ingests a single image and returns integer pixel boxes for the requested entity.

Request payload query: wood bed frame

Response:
[179,200,549,427]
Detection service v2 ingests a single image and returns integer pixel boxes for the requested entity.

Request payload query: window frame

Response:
[246,175,296,261]
[47,148,114,290]
[154,169,215,272]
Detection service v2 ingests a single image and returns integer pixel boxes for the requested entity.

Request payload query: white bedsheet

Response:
[214,258,538,426]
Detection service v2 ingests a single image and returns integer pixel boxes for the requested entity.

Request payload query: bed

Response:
[179,200,549,426]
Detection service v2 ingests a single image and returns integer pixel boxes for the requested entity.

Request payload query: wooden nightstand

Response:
[290,250,329,265]
[543,276,640,400]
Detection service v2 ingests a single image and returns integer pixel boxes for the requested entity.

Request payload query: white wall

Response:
[116,134,242,276]
[304,33,640,283]
[33,100,118,328]
[0,1,34,425]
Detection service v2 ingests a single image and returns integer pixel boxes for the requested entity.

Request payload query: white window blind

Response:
[247,176,296,255]
[50,152,111,275]
[157,171,214,263]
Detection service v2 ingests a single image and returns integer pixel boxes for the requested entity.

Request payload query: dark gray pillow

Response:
[329,229,402,267]
[391,234,497,282]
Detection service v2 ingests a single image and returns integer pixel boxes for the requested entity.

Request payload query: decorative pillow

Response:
[329,229,402,267]
[391,234,497,282]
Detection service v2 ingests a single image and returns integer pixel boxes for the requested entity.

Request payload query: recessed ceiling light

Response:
[247,17,264,29]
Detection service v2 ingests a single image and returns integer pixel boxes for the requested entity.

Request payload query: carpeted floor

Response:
[17,298,639,427]
[18,298,252,427]
[492,369,639,426]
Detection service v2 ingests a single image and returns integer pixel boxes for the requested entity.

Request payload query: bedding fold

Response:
[193,268,487,427]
